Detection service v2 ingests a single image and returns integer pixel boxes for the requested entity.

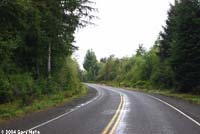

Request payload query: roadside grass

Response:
[99,81,200,105]
[0,86,87,123]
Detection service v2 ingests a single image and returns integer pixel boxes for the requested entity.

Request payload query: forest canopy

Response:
[0,0,95,104]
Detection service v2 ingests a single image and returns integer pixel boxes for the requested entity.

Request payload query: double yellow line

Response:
[102,94,125,134]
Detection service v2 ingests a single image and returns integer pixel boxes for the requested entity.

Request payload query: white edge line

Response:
[25,88,101,132]
[147,95,200,127]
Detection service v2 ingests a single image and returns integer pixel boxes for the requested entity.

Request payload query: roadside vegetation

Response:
[0,86,86,122]
[82,0,200,104]
[0,0,94,120]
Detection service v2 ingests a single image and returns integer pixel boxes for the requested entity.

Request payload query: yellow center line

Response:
[102,94,125,134]
[109,96,124,134]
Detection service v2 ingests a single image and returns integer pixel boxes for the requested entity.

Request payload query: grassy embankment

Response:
[0,85,87,123]
[100,81,200,105]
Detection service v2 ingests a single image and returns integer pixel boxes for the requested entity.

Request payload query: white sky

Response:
[73,0,175,68]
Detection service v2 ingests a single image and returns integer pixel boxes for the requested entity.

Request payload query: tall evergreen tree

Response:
[170,0,200,92]
[159,2,178,60]
[159,0,200,92]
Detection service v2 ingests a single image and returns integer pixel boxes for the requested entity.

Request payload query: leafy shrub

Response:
[132,80,148,89]
[150,63,174,89]
[0,70,12,103]
[9,73,38,105]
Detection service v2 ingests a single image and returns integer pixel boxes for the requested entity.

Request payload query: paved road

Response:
[2,84,200,134]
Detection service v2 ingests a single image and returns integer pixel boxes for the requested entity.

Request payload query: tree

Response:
[159,2,177,60]
[158,0,200,92]
[0,0,95,104]
[169,0,200,92]
[83,49,99,81]
[136,44,146,56]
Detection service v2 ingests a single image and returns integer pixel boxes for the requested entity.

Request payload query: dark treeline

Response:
[0,0,94,104]
[83,0,200,94]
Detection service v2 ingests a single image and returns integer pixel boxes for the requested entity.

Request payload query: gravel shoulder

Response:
[0,86,97,130]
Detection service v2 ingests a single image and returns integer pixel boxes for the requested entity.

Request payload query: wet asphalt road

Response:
[1,84,200,134]
[30,84,200,134]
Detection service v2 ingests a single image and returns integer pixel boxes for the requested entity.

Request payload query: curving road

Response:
[2,84,200,134]
[23,84,200,134]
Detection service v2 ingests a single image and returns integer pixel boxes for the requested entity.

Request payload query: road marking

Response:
[147,95,200,127]
[25,87,102,132]
[102,94,125,134]
[102,95,122,134]
[109,95,125,134]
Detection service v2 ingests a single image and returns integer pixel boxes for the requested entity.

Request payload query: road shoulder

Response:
[149,93,200,125]
[0,86,97,130]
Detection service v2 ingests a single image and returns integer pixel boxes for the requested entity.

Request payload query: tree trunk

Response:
[48,43,51,78]
[36,61,40,79]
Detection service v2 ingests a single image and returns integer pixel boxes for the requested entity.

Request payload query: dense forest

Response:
[83,0,200,94]
[0,0,94,105]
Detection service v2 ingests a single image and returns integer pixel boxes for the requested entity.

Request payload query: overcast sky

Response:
[73,0,175,68]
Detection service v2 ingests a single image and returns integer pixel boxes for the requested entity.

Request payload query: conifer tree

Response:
[170,0,200,92]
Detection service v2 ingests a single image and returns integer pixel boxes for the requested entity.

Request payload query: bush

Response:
[0,70,12,103]
[9,74,39,105]
[132,80,148,89]
[0,57,84,106]
[35,79,47,94]
[150,63,174,89]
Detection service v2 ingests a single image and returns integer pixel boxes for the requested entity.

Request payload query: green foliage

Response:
[0,72,38,105]
[9,74,37,105]
[83,49,99,81]
[150,62,174,89]
[159,0,200,92]
[170,0,200,92]
[0,70,12,103]
[0,86,87,120]
[136,44,146,56]
[56,57,81,92]
[0,0,95,106]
